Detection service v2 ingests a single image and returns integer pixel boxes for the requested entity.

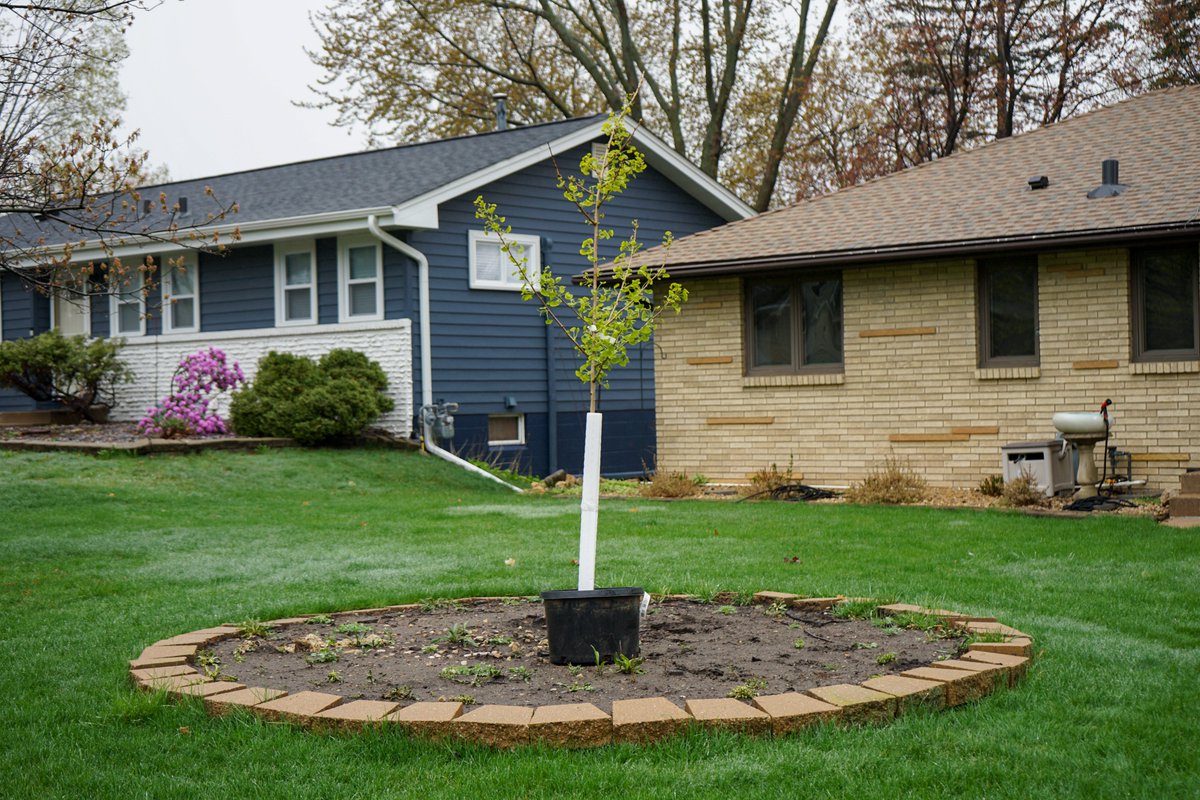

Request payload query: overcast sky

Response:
[119,0,357,182]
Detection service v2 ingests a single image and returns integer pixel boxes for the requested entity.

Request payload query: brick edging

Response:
[129,592,1034,748]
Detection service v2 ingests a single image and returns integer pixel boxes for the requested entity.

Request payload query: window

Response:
[275,241,316,326]
[1131,244,1199,362]
[977,255,1039,367]
[743,272,843,374]
[162,252,199,334]
[338,237,383,322]
[110,262,147,336]
[488,414,525,446]
[469,230,540,291]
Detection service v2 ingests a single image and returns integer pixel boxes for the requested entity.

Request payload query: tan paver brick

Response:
[968,638,1033,658]
[612,697,691,744]
[452,704,533,748]
[751,692,841,735]
[901,667,992,707]
[205,687,288,715]
[861,674,946,713]
[684,698,771,735]
[139,673,210,691]
[313,700,398,730]
[529,703,611,748]
[875,603,925,616]
[130,665,197,682]
[790,596,844,610]
[139,644,197,660]
[927,659,1008,690]
[956,620,1028,638]
[752,591,799,605]
[129,655,188,670]
[961,651,1030,684]
[157,630,238,647]
[388,701,464,740]
[255,691,344,724]
[805,684,897,725]
[171,681,246,699]
[266,617,311,626]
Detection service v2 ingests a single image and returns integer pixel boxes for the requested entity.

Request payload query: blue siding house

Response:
[0,116,752,476]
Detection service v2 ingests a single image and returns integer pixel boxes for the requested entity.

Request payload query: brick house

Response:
[643,86,1199,490]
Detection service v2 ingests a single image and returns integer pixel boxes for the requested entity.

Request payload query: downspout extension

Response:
[367,214,522,493]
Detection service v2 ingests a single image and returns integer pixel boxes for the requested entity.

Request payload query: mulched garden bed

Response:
[205,598,964,714]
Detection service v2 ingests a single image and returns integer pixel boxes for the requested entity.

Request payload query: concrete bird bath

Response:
[1052,412,1109,499]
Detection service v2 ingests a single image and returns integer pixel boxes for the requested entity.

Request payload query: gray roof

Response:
[5,115,603,247]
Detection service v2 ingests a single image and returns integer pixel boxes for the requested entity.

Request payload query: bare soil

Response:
[206,599,964,714]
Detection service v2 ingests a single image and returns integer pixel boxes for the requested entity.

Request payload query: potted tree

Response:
[475,98,686,665]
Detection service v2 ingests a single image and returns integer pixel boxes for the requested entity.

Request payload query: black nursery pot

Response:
[540,587,644,666]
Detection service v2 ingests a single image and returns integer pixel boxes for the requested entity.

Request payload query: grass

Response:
[1,446,1197,799]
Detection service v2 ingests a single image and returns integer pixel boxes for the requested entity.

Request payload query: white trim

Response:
[108,269,145,337]
[116,317,411,348]
[487,413,525,446]
[337,235,384,322]
[161,251,200,334]
[469,229,541,291]
[274,239,318,326]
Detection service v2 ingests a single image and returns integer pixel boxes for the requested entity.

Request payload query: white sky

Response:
[119,0,357,182]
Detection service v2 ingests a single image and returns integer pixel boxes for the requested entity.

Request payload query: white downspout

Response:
[367,214,522,492]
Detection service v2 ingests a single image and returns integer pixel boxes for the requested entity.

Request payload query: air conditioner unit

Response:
[1001,440,1075,497]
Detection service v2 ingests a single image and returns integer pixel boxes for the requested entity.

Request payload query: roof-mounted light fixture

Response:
[1087,159,1127,199]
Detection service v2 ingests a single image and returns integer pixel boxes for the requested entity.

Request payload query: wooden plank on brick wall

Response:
[688,301,724,310]
[1072,359,1119,370]
[888,433,970,442]
[706,417,775,426]
[1131,453,1191,462]
[686,356,734,365]
[950,426,1001,436]
[859,327,937,338]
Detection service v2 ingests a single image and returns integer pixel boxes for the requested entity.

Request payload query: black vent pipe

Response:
[1088,158,1126,199]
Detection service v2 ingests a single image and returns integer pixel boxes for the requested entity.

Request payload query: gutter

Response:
[591,220,1200,281]
[366,214,522,493]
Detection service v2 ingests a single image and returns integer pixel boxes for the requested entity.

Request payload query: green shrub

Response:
[978,474,1005,497]
[0,330,131,420]
[229,349,393,444]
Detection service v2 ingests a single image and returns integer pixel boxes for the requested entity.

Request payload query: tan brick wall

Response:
[656,247,1198,490]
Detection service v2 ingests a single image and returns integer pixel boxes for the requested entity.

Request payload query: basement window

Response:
[488,414,525,446]
[1131,243,1199,362]
[977,256,1039,368]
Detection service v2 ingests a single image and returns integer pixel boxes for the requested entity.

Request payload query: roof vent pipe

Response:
[1087,158,1127,199]
[493,92,508,131]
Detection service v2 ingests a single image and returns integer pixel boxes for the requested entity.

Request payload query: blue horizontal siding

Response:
[317,237,338,324]
[199,245,274,331]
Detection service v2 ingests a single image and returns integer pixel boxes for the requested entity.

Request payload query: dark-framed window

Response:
[977,255,1039,368]
[1131,243,1199,362]
[743,272,843,374]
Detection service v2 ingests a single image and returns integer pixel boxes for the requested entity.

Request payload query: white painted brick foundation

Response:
[111,320,413,437]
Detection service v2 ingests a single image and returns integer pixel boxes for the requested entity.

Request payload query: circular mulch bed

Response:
[206,597,964,714]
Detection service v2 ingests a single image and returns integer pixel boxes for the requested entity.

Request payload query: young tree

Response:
[475,100,685,591]
[306,0,839,211]
[0,1,233,300]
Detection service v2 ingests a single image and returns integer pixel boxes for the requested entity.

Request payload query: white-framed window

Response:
[109,264,146,337]
[468,230,540,291]
[275,240,317,326]
[338,236,383,322]
[162,252,199,334]
[487,413,525,446]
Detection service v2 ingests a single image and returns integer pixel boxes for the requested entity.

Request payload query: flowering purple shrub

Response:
[137,348,245,438]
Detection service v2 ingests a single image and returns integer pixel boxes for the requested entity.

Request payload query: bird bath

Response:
[1052,412,1108,499]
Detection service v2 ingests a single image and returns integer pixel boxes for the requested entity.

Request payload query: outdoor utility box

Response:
[1001,440,1075,497]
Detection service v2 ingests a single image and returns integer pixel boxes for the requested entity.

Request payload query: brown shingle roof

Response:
[654,85,1200,276]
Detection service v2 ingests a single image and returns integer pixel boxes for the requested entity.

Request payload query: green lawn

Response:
[2,447,1196,799]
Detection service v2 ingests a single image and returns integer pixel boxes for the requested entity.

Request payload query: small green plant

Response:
[486,635,513,645]
[305,649,339,664]
[567,664,584,678]
[383,685,414,701]
[763,601,788,618]
[793,637,806,650]
[718,605,737,616]
[876,652,898,665]
[727,678,768,700]
[238,619,272,639]
[435,623,478,647]
[1002,472,1045,507]
[439,664,502,686]
[507,666,533,682]
[420,644,440,654]
[335,622,371,636]
[326,670,342,683]
[879,611,946,633]
[964,631,1009,645]
[851,641,880,650]
[305,614,334,625]
[566,680,595,693]
[613,653,645,675]
[447,694,476,705]
[845,457,929,505]
[978,474,1005,497]
[831,599,882,620]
